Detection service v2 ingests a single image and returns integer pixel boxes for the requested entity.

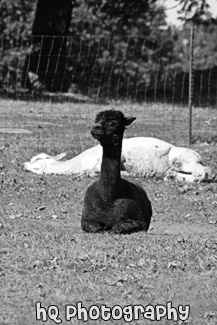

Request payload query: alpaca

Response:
[81,110,152,234]
[23,137,216,183]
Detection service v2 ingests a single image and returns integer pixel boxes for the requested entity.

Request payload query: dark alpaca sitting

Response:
[81,110,152,234]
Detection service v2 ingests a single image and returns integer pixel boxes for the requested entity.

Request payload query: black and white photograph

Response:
[0,0,217,324]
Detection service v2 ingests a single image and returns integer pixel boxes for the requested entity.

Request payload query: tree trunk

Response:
[22,0,73,92]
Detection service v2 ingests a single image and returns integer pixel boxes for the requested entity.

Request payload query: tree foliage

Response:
[0,0,35,40]
[68,0,180,98]
[176,0,217,25]
[0,0,217,102]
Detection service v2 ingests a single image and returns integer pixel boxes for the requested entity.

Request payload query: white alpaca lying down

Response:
[23,137,216,183]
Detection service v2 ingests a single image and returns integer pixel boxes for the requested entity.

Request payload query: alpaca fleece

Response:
[23,139,215,183]
[81,110,152,234]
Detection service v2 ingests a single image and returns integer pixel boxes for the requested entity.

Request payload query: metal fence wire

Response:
[0,27,217,104]
[0,25,217,142]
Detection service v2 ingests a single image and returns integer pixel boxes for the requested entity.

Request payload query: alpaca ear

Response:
[124,116,136,126]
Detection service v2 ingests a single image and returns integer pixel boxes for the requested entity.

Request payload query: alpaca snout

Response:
[92,122,102,130]
[91,122,104,139]
[193,166,216,182]
[205,168,216,182]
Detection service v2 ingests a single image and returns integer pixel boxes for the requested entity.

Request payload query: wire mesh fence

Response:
[0,25,217,142]
[0,28,217,104]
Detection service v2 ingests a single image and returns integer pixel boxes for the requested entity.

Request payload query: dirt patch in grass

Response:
[0,127,32,134]
[0,100,217,325]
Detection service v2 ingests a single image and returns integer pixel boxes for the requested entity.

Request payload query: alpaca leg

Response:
[111,219,147,234]
[81,219,107,233]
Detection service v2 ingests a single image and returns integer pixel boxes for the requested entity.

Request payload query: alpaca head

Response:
[91,110,136,146]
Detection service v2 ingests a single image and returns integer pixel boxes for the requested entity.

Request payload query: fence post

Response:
[188,22,195,144]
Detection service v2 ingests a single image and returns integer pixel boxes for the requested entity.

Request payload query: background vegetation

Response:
[0,0,217,102]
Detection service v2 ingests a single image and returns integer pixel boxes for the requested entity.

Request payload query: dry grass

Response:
[0,99,217,325]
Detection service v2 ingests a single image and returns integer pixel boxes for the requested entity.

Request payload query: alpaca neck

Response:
[99,142,122,199]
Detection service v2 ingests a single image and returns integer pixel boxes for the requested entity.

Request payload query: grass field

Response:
[0,99,217,325]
